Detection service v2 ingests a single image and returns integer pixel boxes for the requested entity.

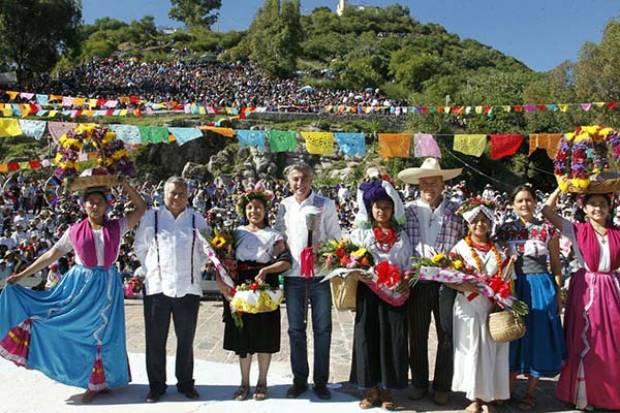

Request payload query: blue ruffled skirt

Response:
[0,265,129,389]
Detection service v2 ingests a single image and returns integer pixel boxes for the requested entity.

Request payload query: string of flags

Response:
[0,117,564,174]
[2,89,620,118]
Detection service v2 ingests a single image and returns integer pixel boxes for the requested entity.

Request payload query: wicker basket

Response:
[66,175,119,192]
[488,310,526,343]
[557,176,620,194]
[330,272,359,311]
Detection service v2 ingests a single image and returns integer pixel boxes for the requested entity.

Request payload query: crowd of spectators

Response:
[12,58,401,111]
[1,172,618,295]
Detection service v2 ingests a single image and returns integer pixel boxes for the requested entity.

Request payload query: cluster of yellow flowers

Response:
[565,125,613,144]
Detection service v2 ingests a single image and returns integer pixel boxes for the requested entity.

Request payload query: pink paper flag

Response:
[414,133,442,158]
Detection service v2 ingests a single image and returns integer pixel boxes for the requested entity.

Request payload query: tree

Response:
[0,0,82,85]
[248,0,302,77]
[169,0,222,29]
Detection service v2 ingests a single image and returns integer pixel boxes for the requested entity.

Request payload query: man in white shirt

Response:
[134,176,211,403]
[275,163,342,400]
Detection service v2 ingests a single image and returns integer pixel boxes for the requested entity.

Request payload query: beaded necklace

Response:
[464,234,503,277]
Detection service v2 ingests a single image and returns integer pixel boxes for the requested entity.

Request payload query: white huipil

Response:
[450,239,510,402]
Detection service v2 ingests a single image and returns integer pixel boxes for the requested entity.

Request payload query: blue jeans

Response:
[284,276,332,386]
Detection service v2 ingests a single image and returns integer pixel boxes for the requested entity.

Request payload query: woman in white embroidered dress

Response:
[449,200,511,413]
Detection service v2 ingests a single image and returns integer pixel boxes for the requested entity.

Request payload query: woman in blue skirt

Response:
[496,185,565,410]
[0,179,145,403]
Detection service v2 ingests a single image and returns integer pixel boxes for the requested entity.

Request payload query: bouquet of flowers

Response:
[318,239,374,272]
[209,227,237,279]
[554,125,620,193]
[411,252,529,316]
[229,281,284,328]
[123,276,144,299]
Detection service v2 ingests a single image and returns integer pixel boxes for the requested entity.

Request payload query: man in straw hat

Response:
[397,157,465,405]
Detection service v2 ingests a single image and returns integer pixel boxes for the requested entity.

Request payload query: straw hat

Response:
[397,158,462,185]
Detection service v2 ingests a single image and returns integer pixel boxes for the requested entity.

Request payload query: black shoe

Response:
[178,387,200,400]
[145,391,163,403]
[313,384,331,400]
[286,383,308,398]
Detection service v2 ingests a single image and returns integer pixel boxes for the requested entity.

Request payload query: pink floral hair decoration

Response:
[235,183,275,216]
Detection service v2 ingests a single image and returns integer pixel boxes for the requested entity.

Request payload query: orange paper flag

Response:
[528,133,562,159]
[378,133,412,159]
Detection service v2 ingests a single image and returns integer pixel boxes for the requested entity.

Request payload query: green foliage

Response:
[0,0,82,84]
[169,0,222,29]
[246,0,302,77]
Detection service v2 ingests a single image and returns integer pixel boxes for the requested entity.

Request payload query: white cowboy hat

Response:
[397,158,462,185]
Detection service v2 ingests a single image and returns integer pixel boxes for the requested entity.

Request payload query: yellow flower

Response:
[210,235,227,249]
[431,253,446,265]
[351,248,368,258]
[337,239,347,249]
[452,260,464,270]
[328,240,339,249]
[111,149,128,161]
[565,132,575,142]
[600,127,613,137]
[558,179,569,192]
[581,126,598,135]
[103,131,116,144]
[572,178,590,190]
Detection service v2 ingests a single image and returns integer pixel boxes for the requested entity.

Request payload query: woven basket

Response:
[67,175,119,192]
[488,310,526,343]
[557,176,620,194]
[330,272,359,311]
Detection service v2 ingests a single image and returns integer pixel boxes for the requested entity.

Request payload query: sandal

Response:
[380,389,396,411]
[359,387,380,409]
[517,394,536,411]
[233,384,250,401]
[253,383,268,401]
[465,400,482,413]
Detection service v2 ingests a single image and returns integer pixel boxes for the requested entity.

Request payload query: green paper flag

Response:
[139,126,169,144]
[268,130,297,153]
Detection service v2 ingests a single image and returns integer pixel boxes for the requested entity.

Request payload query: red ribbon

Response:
[375,261,401,288]
[300,246,315,278]
[488,275,511,299]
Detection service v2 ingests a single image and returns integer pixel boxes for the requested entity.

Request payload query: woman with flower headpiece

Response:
[495,185,565,411]
[542,188,620,411]
[348,168,411,411]
[449,198,511,413]
[0,175,146,403]
[220,186,292,402]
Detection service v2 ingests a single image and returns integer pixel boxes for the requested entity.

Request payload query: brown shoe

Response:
[359,387,380,409]
[381,389,396,411]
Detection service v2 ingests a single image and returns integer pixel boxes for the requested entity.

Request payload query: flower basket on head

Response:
[53,124,135,193]
[68,174,119,192]
[554,126,620,193]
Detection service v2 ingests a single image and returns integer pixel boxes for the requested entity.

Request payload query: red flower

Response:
[340,255,352,266]
[375,261,401,288]
[335,248,346,258]
[488,276,511,299]
[249,282,259,292]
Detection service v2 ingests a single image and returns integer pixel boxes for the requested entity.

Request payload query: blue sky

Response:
[82,0,619,72]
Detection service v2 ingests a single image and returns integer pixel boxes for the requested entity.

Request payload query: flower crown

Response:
[455,196,497,217]
[235,184,275,216]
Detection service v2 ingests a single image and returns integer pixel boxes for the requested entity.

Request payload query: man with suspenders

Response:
[134,176,211,403]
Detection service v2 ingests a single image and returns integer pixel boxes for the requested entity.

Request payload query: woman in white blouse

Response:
[220,190,291,402]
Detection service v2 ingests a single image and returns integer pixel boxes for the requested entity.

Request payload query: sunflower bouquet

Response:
[209,227,237,278]
[554,125,620,193]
